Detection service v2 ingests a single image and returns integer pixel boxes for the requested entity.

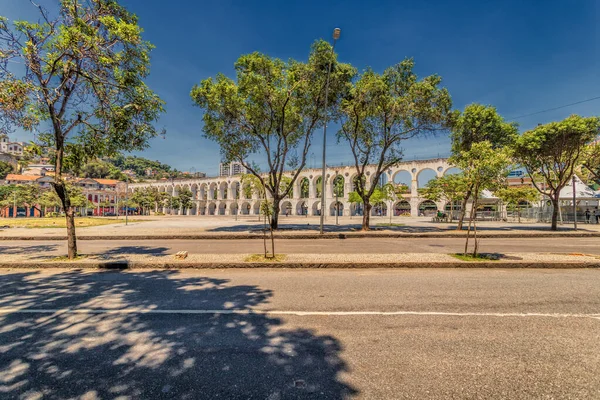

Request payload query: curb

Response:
[2,232,600,241]
[1,261,599,269]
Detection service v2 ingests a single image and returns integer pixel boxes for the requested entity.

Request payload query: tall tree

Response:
[338,61,453,230]
[418,174,468,221]
[0,0,165,258]
[450,104,518,229]
[191,41,355,229]
[452,141,512,256]
[512,115,600,230]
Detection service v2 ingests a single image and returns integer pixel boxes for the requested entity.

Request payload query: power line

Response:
[507,96,600,121]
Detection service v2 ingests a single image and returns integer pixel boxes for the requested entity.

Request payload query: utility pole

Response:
[572,175,577,230]
[320,27,341,235]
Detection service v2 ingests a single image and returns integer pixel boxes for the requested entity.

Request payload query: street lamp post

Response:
[320,27,341,235]
[334,171,339,225]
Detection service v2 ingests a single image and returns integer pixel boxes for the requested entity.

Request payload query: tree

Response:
[0,1,165,258]
[0,160,14,178]
[495,186,539,223]
[512,115,600,230]
[451,142,512,256]
[418,174,468,221]
[191,41,355,229]
[241,173,274,257]
[450,104,518,230]
[338,60,452,230]
[580,142,600,186]
[176,187,193,213]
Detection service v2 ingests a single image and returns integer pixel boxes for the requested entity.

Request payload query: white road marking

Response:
[0,308,599,320]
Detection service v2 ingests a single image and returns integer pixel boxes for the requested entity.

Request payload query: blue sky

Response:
[2,0,599,176]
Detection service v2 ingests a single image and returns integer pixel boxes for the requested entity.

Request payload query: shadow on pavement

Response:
[208,221,446,233]
[0,244,60,259]
[0,271,356,398]
[101,246,171,256]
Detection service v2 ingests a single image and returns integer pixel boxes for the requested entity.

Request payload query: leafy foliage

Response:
[450,104,518,229]
[512,115,600,230]
[191,40,355,228]
[0,0,165,258]
[338,60,453,229]
[0,160,14,178]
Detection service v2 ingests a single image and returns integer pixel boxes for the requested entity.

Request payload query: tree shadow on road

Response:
[0,244,60,259]
[99,246,171,256]
[0,270,357,399]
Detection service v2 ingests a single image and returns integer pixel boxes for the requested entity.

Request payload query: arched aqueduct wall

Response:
[128,158,455,217]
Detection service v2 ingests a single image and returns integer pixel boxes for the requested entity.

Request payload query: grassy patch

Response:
[450,253,500,262]
[375,223,406,227]
[0,217,142,229]
[244,254,287,263]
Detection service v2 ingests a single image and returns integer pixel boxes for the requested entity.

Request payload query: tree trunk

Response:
[550,196,559,231]
[464,198,477,256]
[53,181,77,259]
[362,202,372,231]
[270,198,280,230]
[457,189,472,230]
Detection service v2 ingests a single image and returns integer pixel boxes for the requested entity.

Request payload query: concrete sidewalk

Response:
[1,252,599,269]
[2,215,599,240]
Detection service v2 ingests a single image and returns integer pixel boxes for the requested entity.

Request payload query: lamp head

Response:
[333,28,341,40]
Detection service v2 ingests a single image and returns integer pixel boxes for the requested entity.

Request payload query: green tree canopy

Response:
[450,104,518,229]
[0,160,14,178]
[512,115,600,230]
[191,40,355,229]
[0,0,165,258]
[338,60,453,230]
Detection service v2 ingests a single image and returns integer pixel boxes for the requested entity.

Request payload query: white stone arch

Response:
[281,200,293,216]
[199,183,208,200]
[209,182,218,200]
[332,175,345,198]
[252,201,261,215]
[394,200,411,216]
[392,169,413,186]
[207,202,217,215]
[418,199,438,216]
[240,201,251,215]
[443,167,462,176]
[312,200,322,216]
[230,181,240,200]
[190,183,199,200]
[371,201,388,216]
[416,168,437,189]
[218,201,227,215]
[299,177,310,199]
[296,200,308,216]
[218,181,228,200]
[197,200,207,215]
[330,200,344,216]
[230,202,239,216]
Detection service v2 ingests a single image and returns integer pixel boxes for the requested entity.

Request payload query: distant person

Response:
[585,209,591,223]
[595,208,600,224]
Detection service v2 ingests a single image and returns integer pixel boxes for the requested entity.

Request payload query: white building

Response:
[219,161,248,176]
[0,134,26,156]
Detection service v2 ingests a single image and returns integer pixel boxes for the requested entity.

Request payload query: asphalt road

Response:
[1,237,600,256]
[0,268,598,399]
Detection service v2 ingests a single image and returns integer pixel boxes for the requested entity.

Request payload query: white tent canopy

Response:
[558,175,599,200]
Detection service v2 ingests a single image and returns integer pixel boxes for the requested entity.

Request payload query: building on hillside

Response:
[0,134,26,156]
[219,161,248,177]
[4,173,54,188]
[122,169,137,180]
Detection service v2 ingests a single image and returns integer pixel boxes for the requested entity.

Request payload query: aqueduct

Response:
[128,158,457,217]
